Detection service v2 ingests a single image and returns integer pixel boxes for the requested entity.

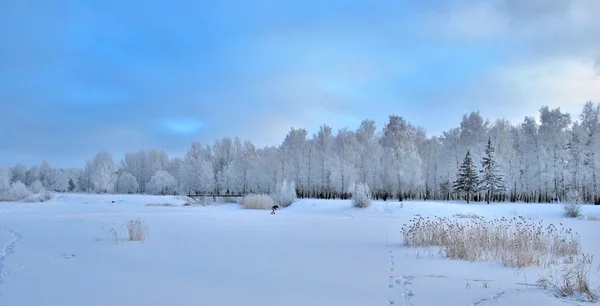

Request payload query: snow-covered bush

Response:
[564,189,582,218]
[351,182,372,208]
[146,171,178,195]
[25,180,52,202]
[5,181,32,202]
[241,194,274,210]
[273,179,297,207]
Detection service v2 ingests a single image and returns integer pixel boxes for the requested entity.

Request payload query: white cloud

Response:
[423,56,600,129]
[421,2,509,41]
[492,57,600,120]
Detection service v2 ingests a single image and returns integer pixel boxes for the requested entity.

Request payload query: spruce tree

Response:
[479,138,506,204]
[453,150,479,203]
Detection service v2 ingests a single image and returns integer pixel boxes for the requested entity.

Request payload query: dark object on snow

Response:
[271,205,279,215]
[111,200,116,204]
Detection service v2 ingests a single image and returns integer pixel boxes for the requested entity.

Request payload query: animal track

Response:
[0,227,21,302]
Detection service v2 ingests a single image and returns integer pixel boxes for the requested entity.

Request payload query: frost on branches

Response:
[273,179,297,208]
[351,182,372,208]
[147,171,178,195]
[117,172,139,194]
[453,151,479,203]
[479,138,507,204]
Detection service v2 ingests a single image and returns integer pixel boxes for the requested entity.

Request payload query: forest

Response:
[1,102,599,204]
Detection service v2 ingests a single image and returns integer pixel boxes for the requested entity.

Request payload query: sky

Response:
[1,0,600,168]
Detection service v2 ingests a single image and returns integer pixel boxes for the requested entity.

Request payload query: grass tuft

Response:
[586,212,600,221]
[536,253,599,302]
[127,219,147,242]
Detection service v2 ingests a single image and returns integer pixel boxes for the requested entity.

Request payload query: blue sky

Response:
[1,0,599,167]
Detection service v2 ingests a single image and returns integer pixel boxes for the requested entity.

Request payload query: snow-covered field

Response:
[0,194,599,306]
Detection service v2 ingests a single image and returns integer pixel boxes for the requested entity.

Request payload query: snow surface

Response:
[1,194,599,306]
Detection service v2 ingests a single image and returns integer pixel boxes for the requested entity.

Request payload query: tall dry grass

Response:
[401,215,580,268]
[127,219,147,242]
[536,253,599,302]
[241,194,274,210]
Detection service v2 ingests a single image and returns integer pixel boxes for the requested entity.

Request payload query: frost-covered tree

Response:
[459,111,489,158]
[273,179,297,207]
[252,146,281,194]
[90,152,117,193]
[380,115,422,200]
[281,128,309,195]
[116,171,139,194]
[184,142,213,194]
[0,168,11,201]
[453,150,479,203]
[355,120,381,192]
[48,169,69,192]
[25,165,40,187]
[68,178,76,192]
[538,106,571,201]
[7,102,600,203]
[212,138,234,193]
[314,125,334,197]
[333,128,358,197]
[147,170,178,195]
[39,161,53,189]
[579,101,600,203]
[225,139,258,194]
[11,164,27,184]
[479,138,506,204]
[30,180,45,194]
[351,182,372,208]
[120,150,150,193]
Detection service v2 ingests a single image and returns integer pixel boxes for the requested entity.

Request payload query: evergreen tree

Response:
[479,138,507,204]
[68,178,76,192]
[453,150,479,203]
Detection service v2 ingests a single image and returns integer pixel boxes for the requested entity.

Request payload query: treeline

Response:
[2,102,600,204]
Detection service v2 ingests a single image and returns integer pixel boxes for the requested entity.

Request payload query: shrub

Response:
[127,219,147,242]
[586,212,600,221]
[401,215,580,268]
[241,194,274,210]
[6,181,32,202]
[351,182,372,208]
[537,253,599,302]
[273,180,297,207]
[563,189,582,218]
[563,202,582,218]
